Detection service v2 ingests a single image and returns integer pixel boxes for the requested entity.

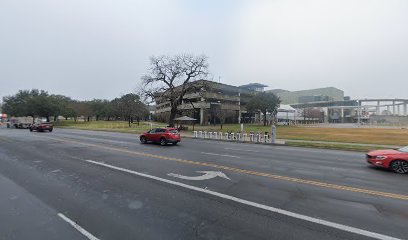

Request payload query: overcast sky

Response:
[1,0,407,101]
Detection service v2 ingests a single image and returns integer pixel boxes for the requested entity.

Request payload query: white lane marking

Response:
[200,152,241,158]
[58,213,100,240]
[168,171,231,181]
[85,160,401,240]
[224,148,260,153]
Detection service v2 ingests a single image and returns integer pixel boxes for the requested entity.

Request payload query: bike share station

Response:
[192,124,282,145]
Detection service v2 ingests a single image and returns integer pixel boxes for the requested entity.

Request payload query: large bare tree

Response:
[211,104,235,130]
[141,54,209,127]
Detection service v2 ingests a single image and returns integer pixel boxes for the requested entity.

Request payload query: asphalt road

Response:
[0,128,407,240]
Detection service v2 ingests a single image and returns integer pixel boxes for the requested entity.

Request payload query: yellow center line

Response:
[37,135,408,201]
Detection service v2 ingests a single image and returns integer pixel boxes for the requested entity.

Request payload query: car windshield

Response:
[170,130,178,134]
[398,146,408,153]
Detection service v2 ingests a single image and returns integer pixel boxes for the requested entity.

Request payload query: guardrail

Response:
[193,130,277,144]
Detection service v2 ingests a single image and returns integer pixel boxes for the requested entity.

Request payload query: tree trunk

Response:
[54,116,57,122]
[128,117,131,127]
[87,116,90,122]
[46,116,50,122]
[169,106,177,127]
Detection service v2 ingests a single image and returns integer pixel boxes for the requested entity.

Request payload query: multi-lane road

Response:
[0,128,407,240]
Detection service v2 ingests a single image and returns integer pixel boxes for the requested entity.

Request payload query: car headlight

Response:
[375,155,387,160]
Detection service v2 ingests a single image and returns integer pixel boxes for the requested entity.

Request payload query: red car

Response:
[29,122,53,132]
[366,146,408,173]
[140,128,181,145]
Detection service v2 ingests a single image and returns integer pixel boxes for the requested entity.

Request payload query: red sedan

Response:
[29,122,53,132]
[140,128,181,146]
[366,146,408,173]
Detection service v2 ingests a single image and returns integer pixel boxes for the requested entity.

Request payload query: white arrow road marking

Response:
[168,171,231,181]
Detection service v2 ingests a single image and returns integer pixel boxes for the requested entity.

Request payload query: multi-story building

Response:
[268,87,344,104]
[154,81,263,125]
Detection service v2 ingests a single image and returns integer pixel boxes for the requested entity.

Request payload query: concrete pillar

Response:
[404,103,408,116]
[398,105,401,116]
[376,101,380,115]
[200,97,205,125]
[340,108,344,123]
[323,107,329,123]
[357,107,360,124]
[392,101,396,115]
[238,92,241,124]
[200,108,204,125]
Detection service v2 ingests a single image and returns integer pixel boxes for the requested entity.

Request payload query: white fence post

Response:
[199,131,203,138]
[242,133,247,142]
[193,131,198,138]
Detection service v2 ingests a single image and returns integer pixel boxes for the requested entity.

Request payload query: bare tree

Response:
[212,104,235,130]
[141,54,209,127]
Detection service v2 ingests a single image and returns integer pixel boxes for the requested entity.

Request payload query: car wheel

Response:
[140,136,147,144]
[160,138,167,146]
[390,160,408,174]
[172,142,178,145]
[49,129,53,132]
[29,128,33,132]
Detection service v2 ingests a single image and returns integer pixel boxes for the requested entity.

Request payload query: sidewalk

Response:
[282,139,402,149]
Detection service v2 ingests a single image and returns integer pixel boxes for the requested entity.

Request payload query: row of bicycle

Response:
[192,130,276,143]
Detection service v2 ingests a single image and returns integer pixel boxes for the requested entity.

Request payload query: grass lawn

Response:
[190,124,408,146]
[277,127,408,146]
[54,121,408,146]
[54,120,167,133]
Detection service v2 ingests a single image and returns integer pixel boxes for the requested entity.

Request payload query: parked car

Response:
[7,117,33,129]
[29,122,53,132]
[366,146,408,173]
[140,128,181,145]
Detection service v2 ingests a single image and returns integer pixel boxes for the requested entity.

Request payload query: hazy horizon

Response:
[1,0,407,101]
